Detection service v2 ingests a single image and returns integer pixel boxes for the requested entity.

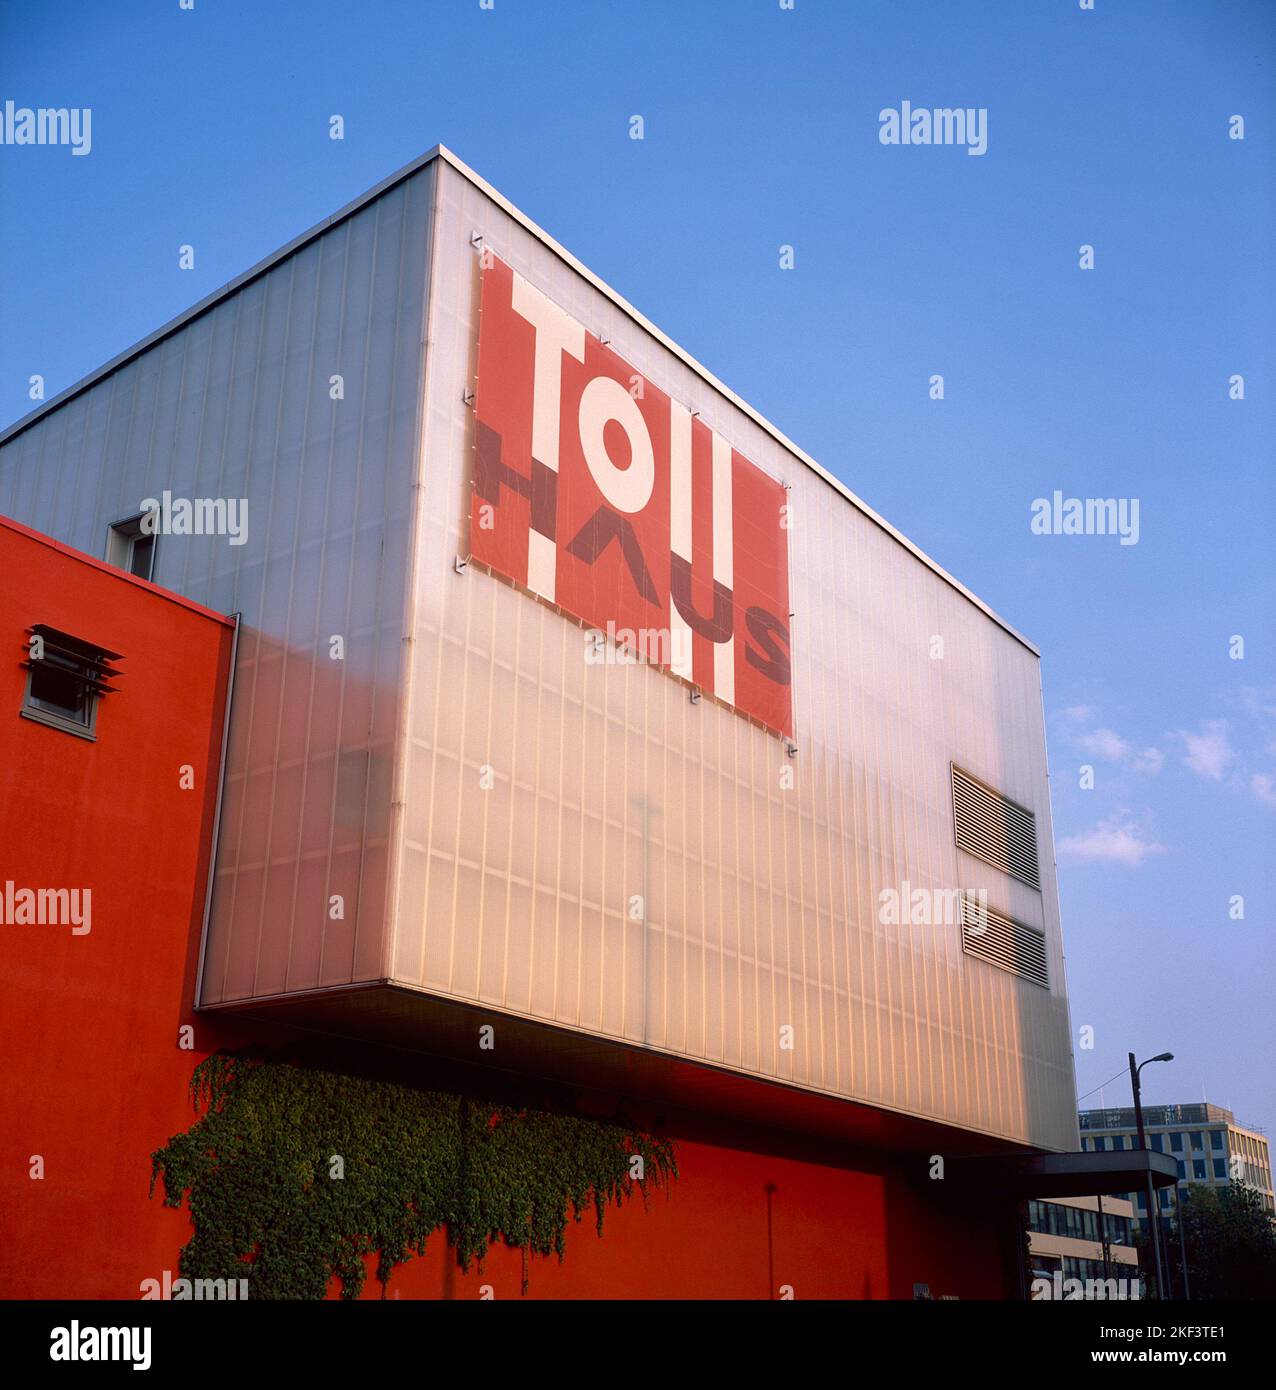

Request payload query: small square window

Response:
[106,513,158,581]
[21,625,121,740]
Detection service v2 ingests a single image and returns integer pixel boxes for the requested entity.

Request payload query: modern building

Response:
[1079,1103,1275,1227]
[1026,1195,1141,1298]
[0,146,1176,1299]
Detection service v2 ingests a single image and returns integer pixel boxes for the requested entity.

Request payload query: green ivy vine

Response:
[150,1050,677,1300]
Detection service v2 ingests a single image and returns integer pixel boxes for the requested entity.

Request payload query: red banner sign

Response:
[470,255,793,738]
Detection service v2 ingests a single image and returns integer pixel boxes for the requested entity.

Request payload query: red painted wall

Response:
[0,518,241,1300]
[0,516,1015,1302]
[329,1122,1014,1301]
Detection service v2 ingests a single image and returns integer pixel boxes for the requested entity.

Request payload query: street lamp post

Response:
[1129,1050,1174,1301]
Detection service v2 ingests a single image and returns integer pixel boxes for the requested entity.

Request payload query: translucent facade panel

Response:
[392,161,1076,1152]
[0,165,436,1003]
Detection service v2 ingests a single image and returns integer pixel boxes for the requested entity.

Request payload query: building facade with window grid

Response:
[1026,1195,1141,1297]
[1078,1103,1274,1225]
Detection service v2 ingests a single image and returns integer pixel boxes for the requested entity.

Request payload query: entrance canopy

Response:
[952,1147,1179,1198]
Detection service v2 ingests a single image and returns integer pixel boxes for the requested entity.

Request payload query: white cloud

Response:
[1171,720,1234,781]
[1078,728,1130,761]
[1240,686,1276,720]
[1072,724,1162,773]
[1058,815,1166,867]
[1060,704,1094,723]
[1252,773,1276,809]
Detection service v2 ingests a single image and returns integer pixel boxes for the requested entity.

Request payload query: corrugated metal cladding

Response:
[394,157,1076,1153]
[0,150,1077,1152]
[0,164,436,1000]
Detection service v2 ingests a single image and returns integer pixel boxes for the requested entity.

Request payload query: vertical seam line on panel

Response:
[522,609,545,1016]
[454,459,478,998]
[819,503,841,1096]
[489,193,519,1011]
[834,520,857,1100]
[99,364,140,558]
[461,216,488,1006]
[475,533,499,1008]
[79,368,108,536]
[157,331,185,592]
[694,682,706,1059]
[28,408,53,528]
[574,613,590,1032]
[201,298,239,604]
[248,252,301,997]
[847,526,863,1099]
[301,225,351,989]
[135,348,165,535]
[866,556,883,1105]
[811,625,828,1089]
[550,595,568,1029]
[415,180,455,991]
[217,281,271,1002]
[317,203,379,986]
[716,707,727,1064]
[937,593,955,1124]
[62,400,86,550]
[85,380,116,569]
[181,308,217,597]
[350,186,409,987]
[51,396,75,551]
[620,638,632,1035]
[476,321,501,1009]
[47,380,76,550]
[279,240,329,992]
[187,296,240,1002]
[729,703,741,1066]
[906,557,928,1120]
[598,624,610,1037]
[387,166,438,988]
[658,673,669,1046]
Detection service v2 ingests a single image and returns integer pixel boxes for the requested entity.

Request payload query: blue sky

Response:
[2,0,1272,1140]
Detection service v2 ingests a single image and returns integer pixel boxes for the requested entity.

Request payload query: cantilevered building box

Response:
[0,147,1076,1155]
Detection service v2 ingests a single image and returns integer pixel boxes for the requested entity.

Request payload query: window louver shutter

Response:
[951,764,1041,890]
[961,892,1049,988]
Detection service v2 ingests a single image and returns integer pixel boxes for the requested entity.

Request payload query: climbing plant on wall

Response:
[150,1050,677,1299]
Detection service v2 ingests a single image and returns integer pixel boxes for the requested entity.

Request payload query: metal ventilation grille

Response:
[22,625,123,696]
[961,893,1048,988]
[951,764,1041,890]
